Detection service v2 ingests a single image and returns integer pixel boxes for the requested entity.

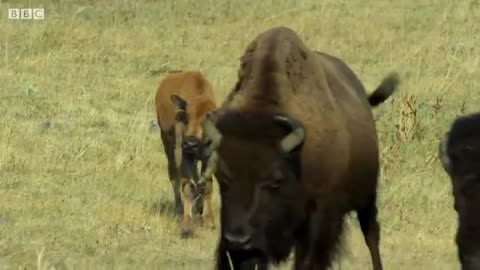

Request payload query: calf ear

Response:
[171,95,187,111]
[175,111,189,124]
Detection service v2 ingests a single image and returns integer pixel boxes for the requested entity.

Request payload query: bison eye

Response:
[217,175,230,185]
[262,179,283,191]
[218,179,230,193]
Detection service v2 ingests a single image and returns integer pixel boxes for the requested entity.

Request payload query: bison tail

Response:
[368,72,400,107]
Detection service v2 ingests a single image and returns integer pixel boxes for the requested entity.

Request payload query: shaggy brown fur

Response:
[202,27,400,270]
[439,112,480,270]
[155,70,217,238]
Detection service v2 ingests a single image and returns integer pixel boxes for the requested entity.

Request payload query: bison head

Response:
[439,115,480,270]
[202,110,307,260]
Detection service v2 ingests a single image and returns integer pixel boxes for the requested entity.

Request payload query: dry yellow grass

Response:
[0,0,479,269]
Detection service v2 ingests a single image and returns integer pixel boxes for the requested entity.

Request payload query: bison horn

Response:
[202,116,222,149]
[275,115,305,153]
[438,132,451,173]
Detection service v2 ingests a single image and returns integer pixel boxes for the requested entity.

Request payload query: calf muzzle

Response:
[182,136,200,154]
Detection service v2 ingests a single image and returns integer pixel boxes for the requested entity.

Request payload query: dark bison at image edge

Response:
[439,112,480,270]
[202,27,400,270]
[155,70,218,238]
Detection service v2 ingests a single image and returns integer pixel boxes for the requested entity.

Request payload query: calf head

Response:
[202,110,307,261]
[171,95,217,170]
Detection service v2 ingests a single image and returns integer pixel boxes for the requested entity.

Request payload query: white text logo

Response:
[8,8,45,20]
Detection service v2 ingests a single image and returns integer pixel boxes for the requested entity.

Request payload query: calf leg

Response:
[202,176,216,230]
[180,177,195,238]
[160,129,182,215]
[179,153,198,238]
[192,159,204,216]
[198,159,216,229]
[357,192,383,270]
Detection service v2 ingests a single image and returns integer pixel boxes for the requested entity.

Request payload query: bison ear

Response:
[171,95,187,111]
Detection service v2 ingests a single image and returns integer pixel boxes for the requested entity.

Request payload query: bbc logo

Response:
[8,8,45,20]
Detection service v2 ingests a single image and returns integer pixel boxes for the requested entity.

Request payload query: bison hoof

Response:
[181,230,194,239]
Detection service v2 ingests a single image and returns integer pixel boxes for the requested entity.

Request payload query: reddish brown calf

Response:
[155,70,217,238]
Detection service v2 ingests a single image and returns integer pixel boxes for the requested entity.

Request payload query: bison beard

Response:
[216,244,269,270]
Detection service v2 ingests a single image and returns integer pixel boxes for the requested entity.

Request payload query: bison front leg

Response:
[180,177,195,238]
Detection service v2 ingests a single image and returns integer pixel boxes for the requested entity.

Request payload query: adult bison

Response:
[155,70,217,238]
[439,112,480,270]
[201,27,399,270]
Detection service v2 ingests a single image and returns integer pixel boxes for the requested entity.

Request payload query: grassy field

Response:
[0,0,479,269]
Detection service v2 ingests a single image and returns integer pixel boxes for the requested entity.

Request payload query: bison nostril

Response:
[224,232,252,248]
